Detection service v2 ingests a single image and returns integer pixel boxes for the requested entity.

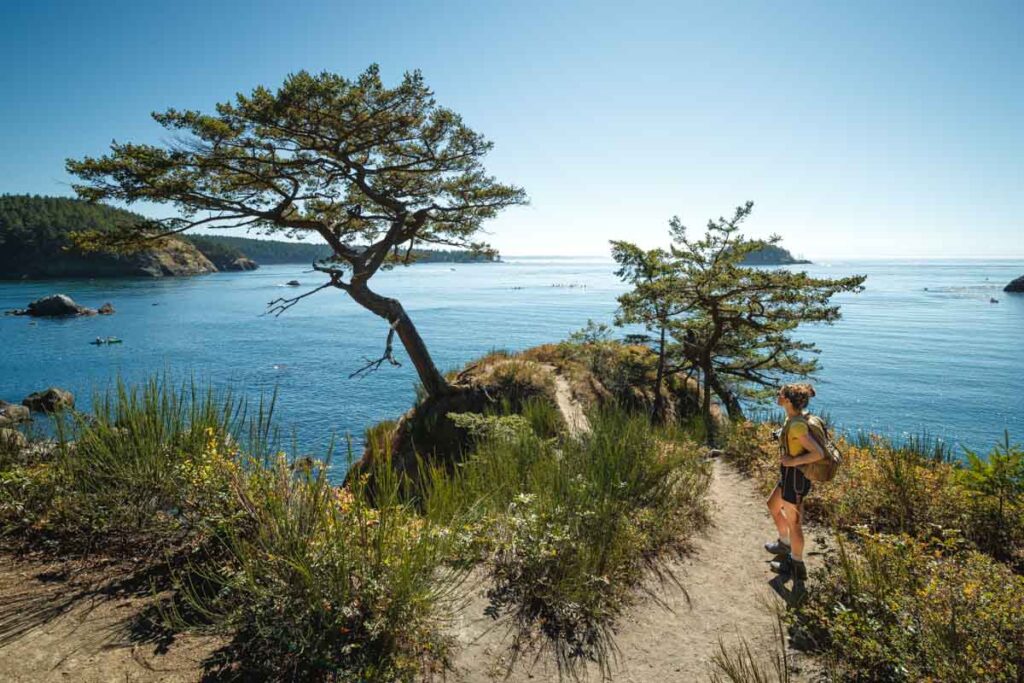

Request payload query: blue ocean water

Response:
[1,259,1021,474]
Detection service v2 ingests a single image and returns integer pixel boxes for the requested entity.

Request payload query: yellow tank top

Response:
[783,418,809,457]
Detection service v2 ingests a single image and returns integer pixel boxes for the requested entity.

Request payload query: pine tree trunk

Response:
[652,324,667,423]
[700,357,717,445]
[348,283,451,398]
[709,373,745,419]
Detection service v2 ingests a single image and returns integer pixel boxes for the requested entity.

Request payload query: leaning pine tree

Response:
[67,66,527,397]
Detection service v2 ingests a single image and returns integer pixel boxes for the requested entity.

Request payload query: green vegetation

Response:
[179,452,464,682]
[0,194,181,278]
[724,422,1024,681]
[803,532,1024,682]
[611,202,865,440]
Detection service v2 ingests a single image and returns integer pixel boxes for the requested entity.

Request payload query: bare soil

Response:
[0,554,220,682]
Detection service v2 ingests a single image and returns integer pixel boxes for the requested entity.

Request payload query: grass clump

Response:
[0,378,260,553]
[0,377,468,682]
[423,404,711,676]
[797,531,1024,682]
[179,450,464,682]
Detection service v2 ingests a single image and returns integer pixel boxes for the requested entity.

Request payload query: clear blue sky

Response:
[2,0,1021,258]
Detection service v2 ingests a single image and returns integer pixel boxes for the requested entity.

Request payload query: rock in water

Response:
[0,400,31,427]
[0,428,28,452]
[1005,275,1024,293]
[25,294,96,317]
[98,302,115,315]
[226,257,259,271]
[286,280,301,286]
[22,387,75,413]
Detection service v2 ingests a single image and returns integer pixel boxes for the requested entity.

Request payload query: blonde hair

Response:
[780,383,815,411]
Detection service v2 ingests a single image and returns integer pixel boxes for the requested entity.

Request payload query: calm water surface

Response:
[1,258,1021,477]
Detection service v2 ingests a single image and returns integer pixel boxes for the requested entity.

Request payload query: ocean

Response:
[1,258,1021,477]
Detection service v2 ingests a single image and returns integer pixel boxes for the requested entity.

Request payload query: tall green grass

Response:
[0,377,278,552]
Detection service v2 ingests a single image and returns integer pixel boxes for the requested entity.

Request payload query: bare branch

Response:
[265,282,335,317]
[349,321,402,378]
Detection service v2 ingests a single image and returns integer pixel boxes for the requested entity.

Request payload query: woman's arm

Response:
[782,432,826,467]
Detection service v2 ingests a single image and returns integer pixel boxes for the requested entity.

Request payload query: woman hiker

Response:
[765,383,825,581]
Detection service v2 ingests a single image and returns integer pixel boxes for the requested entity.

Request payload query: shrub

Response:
[797,531,1024,682]
[178,449,465,682]
[958,433,1024,568]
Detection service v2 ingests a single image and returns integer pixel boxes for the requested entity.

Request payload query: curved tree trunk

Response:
[347,283,451,398]
[700,357,717,445]
[708,372,745,419]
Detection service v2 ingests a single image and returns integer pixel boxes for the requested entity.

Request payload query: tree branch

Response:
[265,281,336,317]
[349,321,402,378]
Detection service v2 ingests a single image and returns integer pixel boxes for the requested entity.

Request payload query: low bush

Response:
[797,531,1024,682]
[178,451,464,682]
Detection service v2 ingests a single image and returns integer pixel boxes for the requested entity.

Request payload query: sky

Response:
[1,0,1021,259]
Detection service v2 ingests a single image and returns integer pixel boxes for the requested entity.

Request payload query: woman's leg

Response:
[767,486,789,542]
[780,501,804,560]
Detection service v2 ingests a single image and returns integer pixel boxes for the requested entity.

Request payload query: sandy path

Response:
[550,370,590,436]
[452,458,820,681]
[0,556,219,682]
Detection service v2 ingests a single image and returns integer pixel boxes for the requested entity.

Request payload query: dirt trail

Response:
[0,556,219,682]
[452,458,822,682]
[550,369,589,436]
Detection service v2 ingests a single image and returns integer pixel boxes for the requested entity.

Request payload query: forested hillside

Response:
[0,194,215,278]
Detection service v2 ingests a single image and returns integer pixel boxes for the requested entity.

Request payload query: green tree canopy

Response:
[613,202,866,440]
[67,66,527,396]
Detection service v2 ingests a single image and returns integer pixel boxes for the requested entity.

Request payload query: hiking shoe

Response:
[764,539,791,556]
[770,556,808,581]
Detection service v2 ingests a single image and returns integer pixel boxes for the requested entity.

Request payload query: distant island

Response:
[0,195,494,279]
[740,243,811,266]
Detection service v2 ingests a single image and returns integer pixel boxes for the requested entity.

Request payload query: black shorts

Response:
[778,465,811,505]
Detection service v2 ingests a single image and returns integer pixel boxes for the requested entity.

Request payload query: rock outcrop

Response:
[0,401,31,427]
[22,387,75,413]
[0,428,28,452]
[8,294,97,317]
[1005,275,1024,293]
[6,294,118,317]
[224,257,259,271]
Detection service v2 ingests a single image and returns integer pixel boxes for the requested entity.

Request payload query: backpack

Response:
[784,414,843,482]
